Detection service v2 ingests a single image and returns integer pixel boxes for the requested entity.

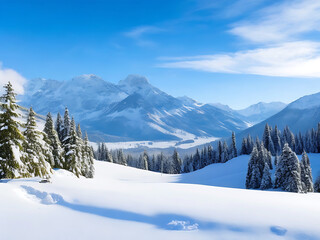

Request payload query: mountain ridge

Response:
[20,74,252,142]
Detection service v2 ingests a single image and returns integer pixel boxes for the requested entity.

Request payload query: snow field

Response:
[2,154,320,240]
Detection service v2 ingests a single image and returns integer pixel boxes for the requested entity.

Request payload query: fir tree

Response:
[241,138,248,155]
[138,151,149,170]
[157,152,165,173]
[192,149,201,170]
[23,108,52,179]
[272,125,281,154]
[300,151,313,192]
[62,107,71,141]
[63,117,82,177]
[230,131,237,158]
[172,149,182,174]
[55,112,64,142]
[117,149,127,166]
[44,112,64,168]
[81,132,94,178]
[76,123,82,139]
[221,141,229,163]
[246,145,261,189]
[274,143,303,193]
[105,146,113,162]
[207,145,214,165]
[217,141,222,163]
[247,135,254,153]
[0,82,27,179]
[260,163,272,190]
[263,123,275,155]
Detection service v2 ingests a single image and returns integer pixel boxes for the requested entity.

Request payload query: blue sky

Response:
[1,0,320,109]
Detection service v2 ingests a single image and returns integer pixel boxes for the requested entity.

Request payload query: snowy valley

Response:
[2,155,320,240]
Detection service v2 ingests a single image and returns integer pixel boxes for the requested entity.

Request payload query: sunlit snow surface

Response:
[2,155,320,240]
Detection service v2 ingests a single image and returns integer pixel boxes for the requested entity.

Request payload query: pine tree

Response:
[62,107,71,141]
[241,138,248,155]
[157,152,165,173]
[230,131,237,158]
[105,146,113,162]
[217,141,222,163]
[207,145,214,165]
[23,108,52,179]
[44,112,64,168]
[76,123,82,139]
[263,124,275,155]
[138,151,149,170]
[300,151,313,192]
[63,117,82,177]
[247,135,254,153]
[0,82,27,179]
[221,141,229,163]
[172,149,182,174]
[274,143,303,193]
[117,149,127,166]
[272,125,281,154]
[260,163,272,190]
[81,132,94,178]
[192,149,201,170]
[55,112,64,142]
[246,145,261,189]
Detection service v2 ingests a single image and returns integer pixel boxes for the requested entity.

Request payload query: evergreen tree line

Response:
[240,123,320,156]
[95,143,183,174]
[95,132,238,174]
[0,82,94,180]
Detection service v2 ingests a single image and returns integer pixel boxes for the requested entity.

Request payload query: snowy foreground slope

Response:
[2,155,320,240]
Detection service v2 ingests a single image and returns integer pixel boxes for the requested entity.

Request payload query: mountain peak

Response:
[118,75,154,95]
[72,74,103,82]
[118,74,149,87]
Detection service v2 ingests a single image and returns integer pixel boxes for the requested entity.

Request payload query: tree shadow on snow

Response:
[20,185,250,232]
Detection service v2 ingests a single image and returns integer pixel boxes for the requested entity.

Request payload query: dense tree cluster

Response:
[241,123,320,157]
[246,142,314,193]
[0,82,94,180]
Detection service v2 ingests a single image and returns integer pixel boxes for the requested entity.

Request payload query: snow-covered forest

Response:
[0,82,94,180]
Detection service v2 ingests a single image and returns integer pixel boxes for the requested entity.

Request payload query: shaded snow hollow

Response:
[2,155,320,240]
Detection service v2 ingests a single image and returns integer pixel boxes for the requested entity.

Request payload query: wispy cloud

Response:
[0,63,26,95]
[124,26,164,47]
[159,0,320,78]
[230,0,320,43]
[159,41,320,77]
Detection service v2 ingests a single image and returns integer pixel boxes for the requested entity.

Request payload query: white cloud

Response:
[159,41,320,78]
[0,63,26,95]
[124,26,163,39]
[159,0,320,78]
[230,0,320,43]
[124,26,164,47]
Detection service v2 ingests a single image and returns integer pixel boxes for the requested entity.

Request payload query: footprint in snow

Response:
[270,226,287,236]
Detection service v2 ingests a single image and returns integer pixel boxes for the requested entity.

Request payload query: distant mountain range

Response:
[20,74,260,142]
[237,92,320,143]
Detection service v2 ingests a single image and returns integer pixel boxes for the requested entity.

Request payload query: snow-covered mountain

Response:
[20,75,250,142]
[236,102,287,124]
[237,92,320,141]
